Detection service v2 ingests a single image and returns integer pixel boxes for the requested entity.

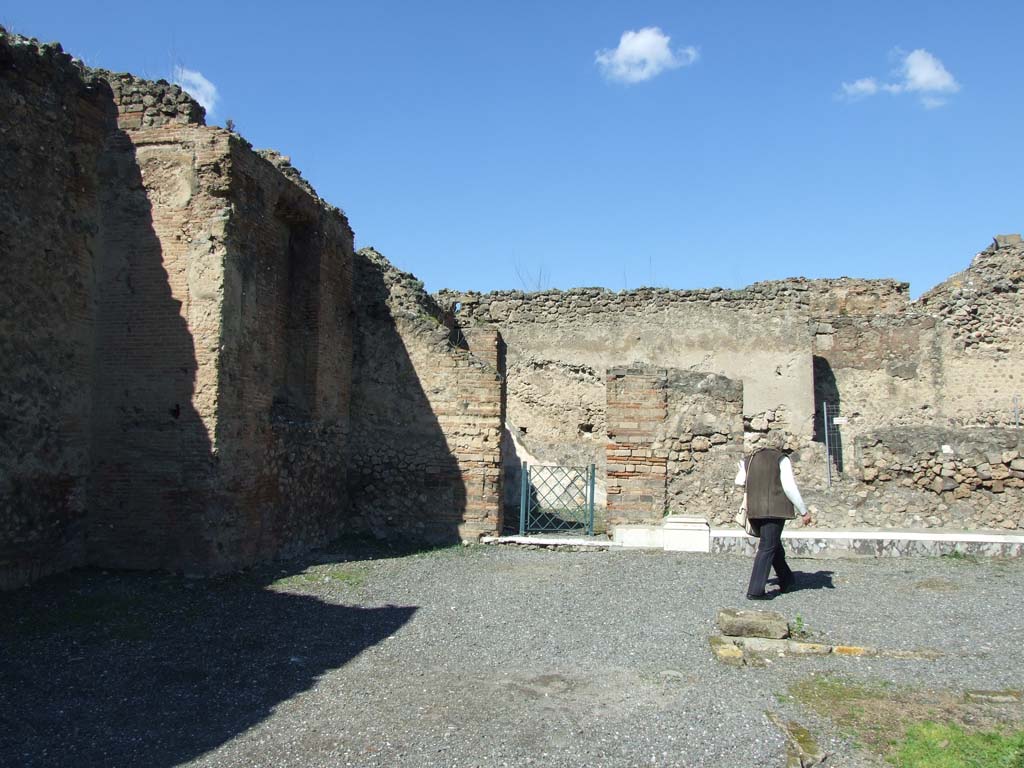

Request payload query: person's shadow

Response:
[773,570,836,593]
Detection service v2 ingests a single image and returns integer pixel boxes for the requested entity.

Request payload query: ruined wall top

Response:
[1,27,109,105]
[437,276,909,326]
[0,28,205,130]
[918,235,1023,306]
[356,247,448,328]
[916,235,1024,351]
[89,70,206,129]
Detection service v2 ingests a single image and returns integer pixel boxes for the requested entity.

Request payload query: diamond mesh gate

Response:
[518,463,596,535]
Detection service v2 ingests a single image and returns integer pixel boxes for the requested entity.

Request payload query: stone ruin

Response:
[0,31,502,588]
[443,234,1024,532]
[1,28,1021,588]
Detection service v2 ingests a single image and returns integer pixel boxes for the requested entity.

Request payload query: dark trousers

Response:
[746,519,793,597]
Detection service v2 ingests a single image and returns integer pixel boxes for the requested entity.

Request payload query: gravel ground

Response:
[1,545,1022,768]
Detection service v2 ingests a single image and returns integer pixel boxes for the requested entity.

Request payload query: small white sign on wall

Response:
[831,416,848,425]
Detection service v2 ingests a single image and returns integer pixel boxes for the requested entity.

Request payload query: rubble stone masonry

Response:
[350,249,503,543]
[0,29,366,586]
[441,239,1022,532]
[853,427,1024,530]
[0,33,116,586]
[606,367,743,524]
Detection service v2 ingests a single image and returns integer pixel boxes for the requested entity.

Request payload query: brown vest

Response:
[745,448,795,520]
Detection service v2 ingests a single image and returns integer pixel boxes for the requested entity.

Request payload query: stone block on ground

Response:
[735,637,833,658]
[766,711,827,768]
[708,635,745,666]
[965,689,1023,704]
[717,608,789,639]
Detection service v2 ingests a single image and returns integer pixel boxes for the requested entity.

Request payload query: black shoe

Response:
[746,593,772,601]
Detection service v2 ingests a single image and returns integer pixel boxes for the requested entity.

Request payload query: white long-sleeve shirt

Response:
[734,456,810,517]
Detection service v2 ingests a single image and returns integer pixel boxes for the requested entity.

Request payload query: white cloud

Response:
[902,49,959,94]
[841,77,879,98]
[172,66,219,114]
[840,48,959,108]
[595,27,698,84]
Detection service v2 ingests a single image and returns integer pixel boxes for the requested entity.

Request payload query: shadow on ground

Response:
[773,570,836,593]
[0,551,416,767]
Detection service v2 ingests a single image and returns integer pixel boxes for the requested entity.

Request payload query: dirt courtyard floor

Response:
[1,543,1022,767]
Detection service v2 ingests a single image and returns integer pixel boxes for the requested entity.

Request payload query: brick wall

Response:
[606,368,670,522]
[89,125,354,573]
[88,126,229,570]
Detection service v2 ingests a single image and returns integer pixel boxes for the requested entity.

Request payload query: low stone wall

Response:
[854,427,1023,531]
[711,528,1024,558]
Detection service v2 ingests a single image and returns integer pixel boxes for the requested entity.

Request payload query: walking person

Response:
[735,440,811,600]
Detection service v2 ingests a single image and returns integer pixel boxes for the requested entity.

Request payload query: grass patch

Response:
[913,577,960,592]
[895,722,1024,768]
[272,564,367,590]
[940,550,980,564]
[790,675,1024,766]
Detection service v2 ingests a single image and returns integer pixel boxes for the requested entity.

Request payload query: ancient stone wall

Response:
[3,26,1022,591]
[350,249,504,544]
[0,33,116,588]
[441,242,1023,533]
[606,367,743,524]
[218,141,354,563]
[87,125,227,570]
[88,123,357,572]
[2,29,363,585]
[441,282,817,517]
[919,236,1024,428]
[90,70,206,130]
[853,427,1024,530]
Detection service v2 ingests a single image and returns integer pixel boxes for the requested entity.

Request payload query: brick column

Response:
[606,367,669,522]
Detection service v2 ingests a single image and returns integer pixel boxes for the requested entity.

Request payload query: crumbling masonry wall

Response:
[0,30,362,587]
[442,283,817,515]
[87,124,356,572]
[854,428,1024,530]
[441,240,1023,532]
[606,367,743,524]
[0,36,116,586]
[350,249,503,543]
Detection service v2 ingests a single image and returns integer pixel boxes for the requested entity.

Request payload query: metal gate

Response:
[518,463,596,535]
[822,401,845,485]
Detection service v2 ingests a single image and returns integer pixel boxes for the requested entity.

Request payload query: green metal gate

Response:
[518,463,596,535]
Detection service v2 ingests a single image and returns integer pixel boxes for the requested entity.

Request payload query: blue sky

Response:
[7,1,1022,296]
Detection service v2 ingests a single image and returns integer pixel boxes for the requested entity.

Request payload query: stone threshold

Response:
[480,535,623,550]
[483,526,1024,557]
[711,526,1024,558]
[712,527,1024,544]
